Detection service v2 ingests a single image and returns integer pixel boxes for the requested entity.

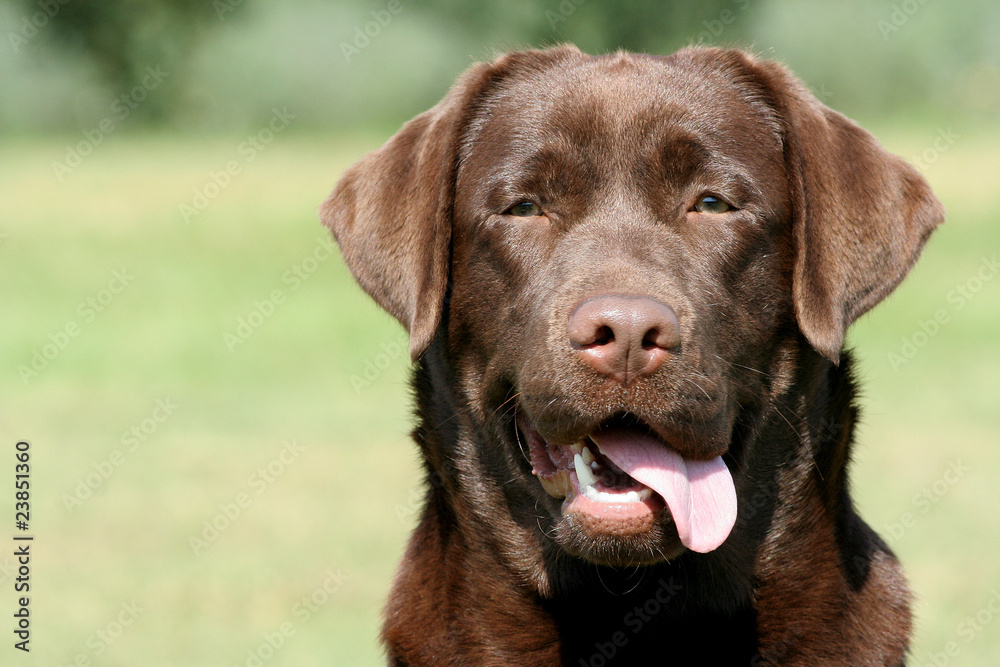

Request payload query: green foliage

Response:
[12,0,241,81]
[411,0,745,52]
[5,0,247,121]
[1,0,997,133]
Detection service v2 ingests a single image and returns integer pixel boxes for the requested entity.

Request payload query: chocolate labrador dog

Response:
[322,46,943,665]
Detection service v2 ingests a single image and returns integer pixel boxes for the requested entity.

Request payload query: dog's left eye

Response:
[692,195,734,214]
[505,201,543,217]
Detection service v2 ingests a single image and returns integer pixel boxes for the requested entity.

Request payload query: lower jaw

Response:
[564,488,663,535]
[556,503,686,567]
[539,483,686,566]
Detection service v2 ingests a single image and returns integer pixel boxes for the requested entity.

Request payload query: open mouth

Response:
[519,416,737,554]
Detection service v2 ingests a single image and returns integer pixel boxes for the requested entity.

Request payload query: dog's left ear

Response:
[749,56,945,364]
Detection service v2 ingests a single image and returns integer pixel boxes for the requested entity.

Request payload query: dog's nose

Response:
[568,295,680,383]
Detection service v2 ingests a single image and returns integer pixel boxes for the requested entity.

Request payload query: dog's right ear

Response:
[323,46,582,361]
[320,63,494,361]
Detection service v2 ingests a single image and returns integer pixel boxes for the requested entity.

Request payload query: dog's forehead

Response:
[463,52,782,163]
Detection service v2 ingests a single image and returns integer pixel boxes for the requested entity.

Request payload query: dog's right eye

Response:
[691,194,734,214]
[505,201,543,217]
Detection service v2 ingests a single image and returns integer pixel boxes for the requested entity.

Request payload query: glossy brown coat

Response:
[323,46,943,666]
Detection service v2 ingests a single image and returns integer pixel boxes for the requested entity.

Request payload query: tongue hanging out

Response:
[589,428,737,553]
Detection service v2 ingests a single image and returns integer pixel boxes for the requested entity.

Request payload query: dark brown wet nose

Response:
[568,295,680,383]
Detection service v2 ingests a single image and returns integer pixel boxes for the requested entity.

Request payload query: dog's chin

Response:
[555,501,687,567]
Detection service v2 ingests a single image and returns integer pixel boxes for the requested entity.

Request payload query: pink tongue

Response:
[590,429,737,553]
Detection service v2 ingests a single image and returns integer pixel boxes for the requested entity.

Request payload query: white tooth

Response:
[590,462,599,470]
[574,453,599,488]
[639,488,652,500]
[581,487,640,504]
[581,446,595,465]
[537,470,570,500]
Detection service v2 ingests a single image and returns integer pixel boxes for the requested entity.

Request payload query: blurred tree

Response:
[560,0,748,52]
[5,0,993,131]
[414,0,747,54]
[11,0,248,120]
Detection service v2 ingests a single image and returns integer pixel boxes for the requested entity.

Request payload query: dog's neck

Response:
[382,345,909,665]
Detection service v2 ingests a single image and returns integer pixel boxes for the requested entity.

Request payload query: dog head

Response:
[323,46,942,569]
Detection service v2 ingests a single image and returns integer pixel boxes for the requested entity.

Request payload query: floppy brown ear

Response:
[751,58,945,363]
[320,61,498,361]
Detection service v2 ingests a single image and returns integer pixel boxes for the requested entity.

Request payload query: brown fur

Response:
[322,46,943,665]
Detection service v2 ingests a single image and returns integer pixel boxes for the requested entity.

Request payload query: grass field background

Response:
[1,121,998,665]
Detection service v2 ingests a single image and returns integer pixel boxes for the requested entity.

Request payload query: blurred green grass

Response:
[1,122,997,664]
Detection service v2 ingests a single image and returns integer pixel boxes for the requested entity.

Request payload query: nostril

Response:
[568,308,619,348]
[642,325,680,351]
[641,328,661,350]
[593,325,614,347]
